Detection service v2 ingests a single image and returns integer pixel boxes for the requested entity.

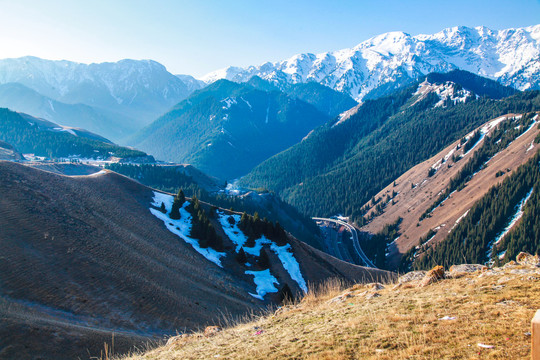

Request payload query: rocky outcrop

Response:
[420,266,445,287]
[447,264,487,277]
[516,252,540,267]
[398,271,426,284]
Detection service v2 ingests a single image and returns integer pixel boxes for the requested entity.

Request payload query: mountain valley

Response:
[130,80,334,180]
[2,18,540,360]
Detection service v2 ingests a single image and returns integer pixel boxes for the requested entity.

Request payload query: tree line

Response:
[418,112,537,222]
[411,150,540,269]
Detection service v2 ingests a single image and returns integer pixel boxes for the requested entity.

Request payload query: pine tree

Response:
[160,202,166,213]
[258,249,271,270]
[274,222,288,246]
[240,212,248,226]
[236,247,247,264]
[207,225,223,251]
[176,189,185,204]
[170,196,182,220]
[278,283,294,303]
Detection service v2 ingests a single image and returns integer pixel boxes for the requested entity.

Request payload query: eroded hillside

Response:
[359,112,540,269]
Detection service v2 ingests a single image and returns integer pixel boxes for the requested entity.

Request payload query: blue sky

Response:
[0,0,538,77]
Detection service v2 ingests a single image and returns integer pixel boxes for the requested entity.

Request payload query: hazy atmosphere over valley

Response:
[1,1,540,359]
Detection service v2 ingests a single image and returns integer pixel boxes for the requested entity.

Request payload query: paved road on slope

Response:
[319,224,355,263]
[313,217,376,268]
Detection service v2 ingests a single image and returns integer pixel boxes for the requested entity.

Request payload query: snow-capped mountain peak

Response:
[200,24,540,101]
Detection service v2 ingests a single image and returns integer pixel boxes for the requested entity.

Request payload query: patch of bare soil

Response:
[359,113,540,269]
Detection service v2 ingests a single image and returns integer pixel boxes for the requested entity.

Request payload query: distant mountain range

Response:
[130,79,354,180]
[201,24,540,101]
[0,108,152,162]
[0,24,538,145]
[239,71,535,220]
[0,57,198,141]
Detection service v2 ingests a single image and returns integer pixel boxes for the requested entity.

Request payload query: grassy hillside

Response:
[411,148,540,270]
[357,112,540,270]
[122,256,540,360]
[0,139,24,160]
[0,161,389,359]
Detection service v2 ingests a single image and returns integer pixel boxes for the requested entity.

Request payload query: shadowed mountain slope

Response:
[131,80,330,180]
[0,161,391,359]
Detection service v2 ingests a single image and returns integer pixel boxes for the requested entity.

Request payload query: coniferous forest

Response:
[418,112,537,222]
[242,80,540,225]
[0,108,147,160]
[410,150,540,270]
[105,163,321,248]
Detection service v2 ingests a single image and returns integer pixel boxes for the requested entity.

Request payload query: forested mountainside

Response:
[356,109,539,270]
[246,76,358,118]
[0,108,150,161]
[408,146,540,271]
[106,163,323,249]
[0,161,390,359]
[130,79,330,180]
[0,82,135,141]
[424,70,519,99]
[240,72,540,223]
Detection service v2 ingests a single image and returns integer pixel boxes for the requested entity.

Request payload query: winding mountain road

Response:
[313,217,376,268]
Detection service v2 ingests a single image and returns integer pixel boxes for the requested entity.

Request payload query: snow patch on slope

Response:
[270,243,308,293]
[413,80,473,108]
[221,97,237,109]
[219,213,254,251]
[332,103,362,128]
[218,212,307,294]
[245,269,279,300]
[150,191,226,267]
[487,187,534,260]
[451,209,470,231]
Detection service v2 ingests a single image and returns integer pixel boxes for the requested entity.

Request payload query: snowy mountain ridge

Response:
[0,56,189,103]
[0,56,197,135]
[201,24,540,101]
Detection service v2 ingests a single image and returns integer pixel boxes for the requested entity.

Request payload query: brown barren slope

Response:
[359,113,540,269]
[0,161,390,359]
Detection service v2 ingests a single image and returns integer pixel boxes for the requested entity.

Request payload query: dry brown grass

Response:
[120,265,540,360]
[359,113,540,269]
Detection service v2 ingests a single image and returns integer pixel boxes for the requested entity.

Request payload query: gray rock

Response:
[398,271,426,284]
[448,264,487,276]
